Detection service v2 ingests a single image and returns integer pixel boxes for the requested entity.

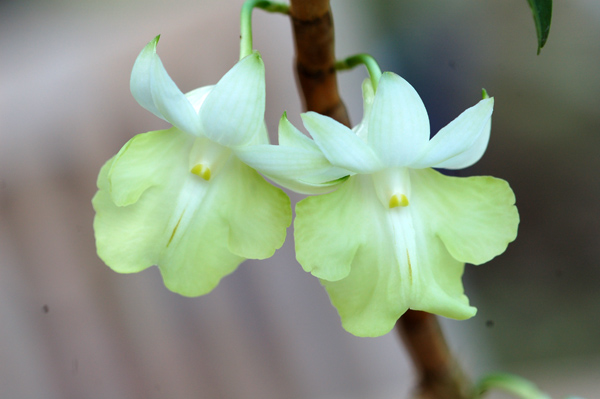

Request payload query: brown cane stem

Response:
[397,311,472,399]
[288,0,351,127]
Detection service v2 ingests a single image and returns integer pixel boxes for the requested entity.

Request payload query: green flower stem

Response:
[335,54,382,92]
[240,0,290,59]
[473,373,551,399]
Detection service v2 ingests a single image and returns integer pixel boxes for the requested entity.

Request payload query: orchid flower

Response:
[92,36,291,296]
[249,71,518,337]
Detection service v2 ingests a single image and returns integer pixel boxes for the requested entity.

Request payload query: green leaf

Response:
[526,0,552,54]
[474,373,551,399]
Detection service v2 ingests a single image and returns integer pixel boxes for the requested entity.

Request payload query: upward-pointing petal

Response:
[410,98,494,169]
[200,52,266,147]
[368,72,430,167]
[150,56,203,136]
[434,113,491,170]
[278,112,319,151]
[130,36,165,121]
[130,36,202,136]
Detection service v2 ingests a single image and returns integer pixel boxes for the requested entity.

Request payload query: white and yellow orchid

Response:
[257,73,518,337]
[92,36,291,296]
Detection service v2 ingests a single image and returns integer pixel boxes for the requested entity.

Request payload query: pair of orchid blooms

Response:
[93,8,518,337]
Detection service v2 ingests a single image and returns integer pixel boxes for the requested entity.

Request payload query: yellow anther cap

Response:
[191,164,211,181]
[389,194,409,208]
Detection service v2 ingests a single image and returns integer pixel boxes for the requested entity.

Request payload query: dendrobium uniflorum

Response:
[277,74,519,337]
[92,36,291,296]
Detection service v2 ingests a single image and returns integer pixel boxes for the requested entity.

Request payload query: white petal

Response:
[246,121,270,146]
[200,52,265,147]
[301,112,382,174]
[269,113,350,193]
[151,56,203,136]
[130,36,202,136]
[436,114,490,169]
[234,145,331,180]
[235,144,350,194]
[278,112,319,151]
[130,36,165,121]
[368,72,430,167]
[410,98,493,169]
[185,86,214,112]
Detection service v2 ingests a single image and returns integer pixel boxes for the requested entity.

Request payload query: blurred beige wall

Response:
[1,1,599,398]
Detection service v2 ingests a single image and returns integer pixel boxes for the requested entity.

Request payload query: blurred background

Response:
[1,0,598,398]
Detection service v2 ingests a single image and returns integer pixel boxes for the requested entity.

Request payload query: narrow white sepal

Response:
[278,113,319,151]
[150,56,203,136]
[234,145,331,179]
[410,98,494,169]
[130,36,202,136]
[302,112,382,174]
[130,36,166,121]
